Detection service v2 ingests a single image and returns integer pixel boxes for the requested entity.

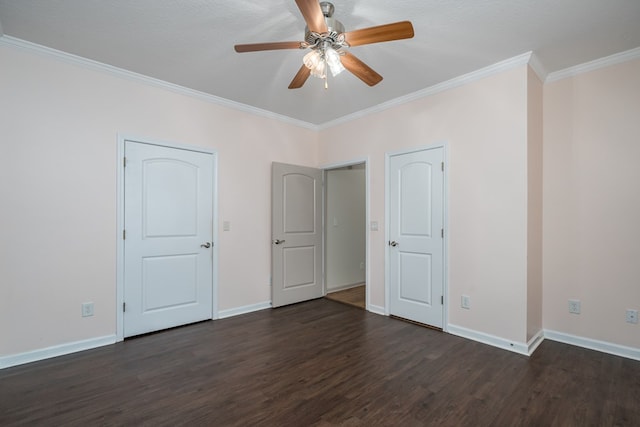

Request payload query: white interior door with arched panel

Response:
[386,146,445,328]
[271,162,323,307]
[120,139,216,338]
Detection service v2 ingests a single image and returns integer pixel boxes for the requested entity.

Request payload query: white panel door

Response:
[271,162,323,307]
[124,141,213,337]
[388,147,444,327]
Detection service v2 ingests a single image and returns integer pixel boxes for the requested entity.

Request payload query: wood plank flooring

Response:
[1,299,639,426]
[325,285,365,309]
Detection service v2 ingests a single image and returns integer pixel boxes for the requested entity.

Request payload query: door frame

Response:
[116,134,219,342]
[320,157,370,311]
[384,143,449,331]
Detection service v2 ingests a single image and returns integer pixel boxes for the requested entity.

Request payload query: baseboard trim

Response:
[367,304,385,316]
[0,335,116,370]
[217,301,272,319]
[543,329,640,361]
[447,324,530,356]
[527,329,545,354]
[443,325,640,361]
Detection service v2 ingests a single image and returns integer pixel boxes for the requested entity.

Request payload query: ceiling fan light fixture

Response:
[303,46,343,81]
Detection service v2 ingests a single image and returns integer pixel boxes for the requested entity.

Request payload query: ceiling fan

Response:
[234,0,414,89]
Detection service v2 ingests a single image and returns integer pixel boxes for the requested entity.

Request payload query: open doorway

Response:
[324,162,366,309]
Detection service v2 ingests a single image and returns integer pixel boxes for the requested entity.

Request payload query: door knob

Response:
[200,242,211,248]
[273,239,286,245]
[389,241,399,247]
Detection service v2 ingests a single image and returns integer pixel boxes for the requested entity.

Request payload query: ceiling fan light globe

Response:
[325,48,345,76]
[310,60,326,79]
[303,50,321,69]
[328,62,345,77]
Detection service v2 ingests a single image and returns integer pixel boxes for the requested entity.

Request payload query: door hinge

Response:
[123,229,126,240]
[441,295,444,305]
[123,157,127,167]
[441,228,444,238]
[441,162,444,172]
[123,302,126,312]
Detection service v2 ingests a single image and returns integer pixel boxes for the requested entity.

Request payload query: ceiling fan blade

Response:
[234,41,303,53]
[340,52,383,86]
[343,21,414,47]
[288,65,311,89]
[295,0,328,34]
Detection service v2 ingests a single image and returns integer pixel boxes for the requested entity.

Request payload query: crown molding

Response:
[0,35,320,131]
[528,52,547,82]
[318,52,534,130]
[546,46,640,83]
[5,31,637,130]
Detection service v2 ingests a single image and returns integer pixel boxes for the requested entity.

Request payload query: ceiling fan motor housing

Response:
[304,2,346,49]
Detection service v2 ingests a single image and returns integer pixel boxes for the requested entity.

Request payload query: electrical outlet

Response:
[626,309,638,324]
[568,299,581,314]
[81,302,94,317]
[461,295,471,309]
[360,262,365,270]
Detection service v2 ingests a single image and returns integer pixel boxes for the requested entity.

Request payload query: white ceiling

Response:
[1,0,639,126]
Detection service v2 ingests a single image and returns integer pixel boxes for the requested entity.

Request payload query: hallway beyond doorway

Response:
[325,285,365,309]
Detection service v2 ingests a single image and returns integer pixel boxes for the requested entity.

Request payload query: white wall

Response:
[0,44,318,357]
[325,166,366,291]
[319,66,532,345]
[543,58,640,349]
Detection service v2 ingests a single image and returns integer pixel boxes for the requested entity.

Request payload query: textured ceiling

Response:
[1,0,639,126]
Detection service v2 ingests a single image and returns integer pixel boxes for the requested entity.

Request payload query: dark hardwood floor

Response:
[1,299,639,426]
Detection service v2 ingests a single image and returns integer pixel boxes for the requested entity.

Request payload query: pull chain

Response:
[324,57,328,89]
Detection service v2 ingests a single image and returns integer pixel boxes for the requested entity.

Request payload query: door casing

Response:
[116,134,218,342]
[321,158,370,311]
[384,144,448,331]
